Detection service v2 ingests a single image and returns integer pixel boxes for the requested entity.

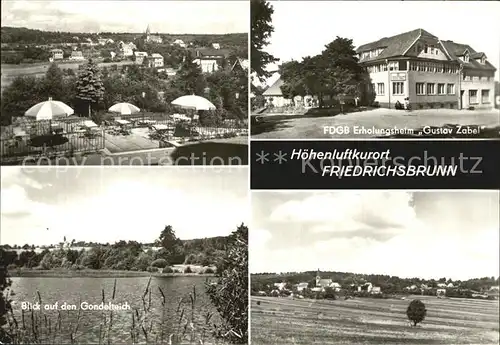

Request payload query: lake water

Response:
[9,276,219,344]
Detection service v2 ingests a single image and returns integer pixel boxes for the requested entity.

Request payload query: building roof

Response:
[318,279,333,286]
[151,53,163,58]
[134,51,148,57]
[190,48,231,58]
[441,40,496,71]
[357,28,496,71]
[263,78,284,96]
[232,58,249,71]
[357,28,436,62]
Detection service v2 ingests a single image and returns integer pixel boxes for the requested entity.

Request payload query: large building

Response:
[192,49,227,73]
[149,53,164,68]
[357,29,496,109]
[145,25,163,44]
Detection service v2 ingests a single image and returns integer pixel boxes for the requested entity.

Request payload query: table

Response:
[116,119,131,126]
[84,120,98,128]
[152,124,172,131]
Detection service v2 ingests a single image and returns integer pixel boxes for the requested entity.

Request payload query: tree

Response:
[406,299,427,327]
[0,249,13,343]
[1,76,45,122]
[151,258,168,269]
[251,0,279,81]
[280,60,307,100]
[205,224,248,343]
[171,52,206,95]
[75,59,105,117]
[41,63,65,100]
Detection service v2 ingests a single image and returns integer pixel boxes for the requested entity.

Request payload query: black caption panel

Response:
[250,140,500,190]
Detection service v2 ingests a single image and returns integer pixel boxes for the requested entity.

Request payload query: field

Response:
[251,295,499,344]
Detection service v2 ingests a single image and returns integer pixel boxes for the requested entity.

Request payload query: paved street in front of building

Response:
[251,108,500,139]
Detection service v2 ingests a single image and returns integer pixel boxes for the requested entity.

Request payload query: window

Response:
[392,82,404,95]
[481,90,490,103]
[481,57,486,64]
[426,83,435,95]
[438,84,445,95]
[463,53,469,63]
[416,83,425,95]
[424,44,428,53]
[377,83,385,95]
[447,84,455,95]
[372,83,376,94]
[469,90,478,104]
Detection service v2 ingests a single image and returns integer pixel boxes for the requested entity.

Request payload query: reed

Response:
[5,277,224,344]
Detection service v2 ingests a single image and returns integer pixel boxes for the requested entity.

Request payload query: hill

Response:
[1,27,246,48]
[251,271,499,296]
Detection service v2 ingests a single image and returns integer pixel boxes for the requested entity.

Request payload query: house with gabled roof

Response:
[357,28,496,109]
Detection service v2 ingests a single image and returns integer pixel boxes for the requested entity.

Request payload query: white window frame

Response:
[377,83,385,96]
[416,83,425,95]
[392,82,404,95]
[469,90,478,104]
[481,90,490,104]
[447,83,455,95]
[437,83,446,95]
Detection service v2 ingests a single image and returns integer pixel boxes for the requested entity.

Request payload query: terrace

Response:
[0,111,248,163]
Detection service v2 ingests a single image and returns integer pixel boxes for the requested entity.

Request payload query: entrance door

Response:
[460,90,465,109]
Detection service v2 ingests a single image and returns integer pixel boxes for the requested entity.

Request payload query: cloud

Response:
[252,191,499,280]
[1,0,248,34]
[269,192,416,234]
[250,228,272,249]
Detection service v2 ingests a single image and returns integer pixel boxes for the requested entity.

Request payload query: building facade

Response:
[192,50,225,73]
[50,49,63,60]
[70,51,85,61]
[357,29,496,109]
[149,53,164,68]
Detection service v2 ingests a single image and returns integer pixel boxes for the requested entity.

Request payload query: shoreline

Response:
[9,269,216,278]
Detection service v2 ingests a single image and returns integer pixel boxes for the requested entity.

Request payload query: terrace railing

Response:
[1,118,104,163]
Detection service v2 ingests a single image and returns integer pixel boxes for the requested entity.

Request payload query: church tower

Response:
[146,24,151,41]
[315,269,321,287]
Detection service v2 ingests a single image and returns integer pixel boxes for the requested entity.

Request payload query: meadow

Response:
[251,295,499,344]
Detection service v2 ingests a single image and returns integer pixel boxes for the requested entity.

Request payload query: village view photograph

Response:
[0,167,248,344]
[0,0,249,166]
[251,0,500,139]
[250,191,499,344]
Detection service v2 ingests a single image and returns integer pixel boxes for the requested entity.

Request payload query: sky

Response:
[251,191,500,281]
[264,1,500,81]
[1,0,248,34]
[0,167,248,246]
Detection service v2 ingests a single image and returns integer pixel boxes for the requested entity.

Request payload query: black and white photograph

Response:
[0,167,249,344]
[251,1,500,139]
[0,1,249,166]
[250,191,499,344]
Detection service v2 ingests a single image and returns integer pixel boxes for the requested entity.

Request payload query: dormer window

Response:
[463,50,470,63]
[481,56,486,64]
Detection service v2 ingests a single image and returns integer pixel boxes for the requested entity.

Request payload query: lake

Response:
[9,276,220,344]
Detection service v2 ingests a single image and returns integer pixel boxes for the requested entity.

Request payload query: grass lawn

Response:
[251,295,499,344]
